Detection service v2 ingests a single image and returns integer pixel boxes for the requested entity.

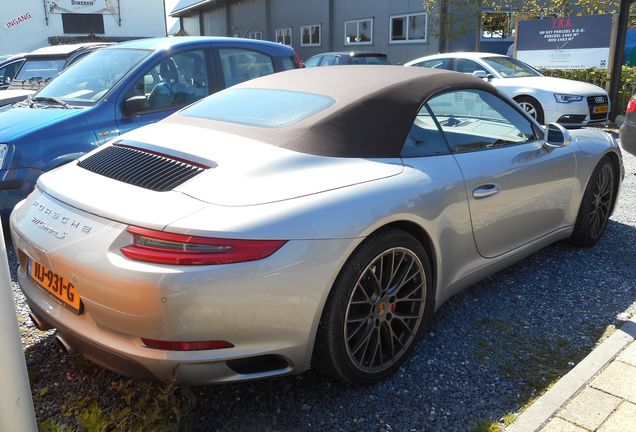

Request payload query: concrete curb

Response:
[506,317,636,432]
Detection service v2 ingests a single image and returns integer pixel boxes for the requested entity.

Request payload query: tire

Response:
[515,96,545,124]
[312,229,434,385]
[569,157,616,246]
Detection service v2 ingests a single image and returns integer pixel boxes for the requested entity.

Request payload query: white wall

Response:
[0,0,166,56]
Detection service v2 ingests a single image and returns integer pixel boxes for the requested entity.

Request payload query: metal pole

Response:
[608,0,634,121]
[0,227,37,432]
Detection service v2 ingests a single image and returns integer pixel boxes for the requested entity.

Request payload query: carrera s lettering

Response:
[31,217,68,240]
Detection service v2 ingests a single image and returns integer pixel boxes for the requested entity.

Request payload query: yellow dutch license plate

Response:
[28,259,81,314]
[593,105,609,114]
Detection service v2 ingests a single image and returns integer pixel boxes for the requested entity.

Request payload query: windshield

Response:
[182,88,335,128]
[15,58,65,81]
[36,48,150,106]
[482,57,542,78]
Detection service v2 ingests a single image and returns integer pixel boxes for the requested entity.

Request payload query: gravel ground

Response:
[9,146,636,432]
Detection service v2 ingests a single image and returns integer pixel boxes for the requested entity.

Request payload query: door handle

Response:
[473,184,500,199]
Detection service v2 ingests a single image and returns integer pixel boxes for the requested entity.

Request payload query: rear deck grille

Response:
[77,144,208,192]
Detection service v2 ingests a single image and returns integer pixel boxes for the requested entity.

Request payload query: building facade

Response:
[171,0,441,64]
[0,0,167,55]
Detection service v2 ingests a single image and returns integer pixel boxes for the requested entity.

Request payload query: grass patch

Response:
[471,419,503,432]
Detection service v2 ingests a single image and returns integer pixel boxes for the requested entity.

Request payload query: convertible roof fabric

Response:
[172,65,497,158]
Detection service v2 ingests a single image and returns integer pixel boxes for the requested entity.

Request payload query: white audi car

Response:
[405,52,609,127]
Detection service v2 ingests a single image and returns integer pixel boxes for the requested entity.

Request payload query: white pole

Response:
[0,224,37,432]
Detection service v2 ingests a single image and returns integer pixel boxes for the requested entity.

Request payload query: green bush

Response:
[541,67,636,118]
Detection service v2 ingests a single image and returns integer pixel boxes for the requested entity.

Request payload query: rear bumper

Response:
[11,190,352,384]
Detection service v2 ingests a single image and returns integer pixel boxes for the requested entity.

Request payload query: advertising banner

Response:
[45,0,118,15]
[517,15,612,69]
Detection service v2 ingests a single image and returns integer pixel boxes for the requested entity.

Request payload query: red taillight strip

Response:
[627,98,636,113]
[141,338,234,351]
[121,226,287,265]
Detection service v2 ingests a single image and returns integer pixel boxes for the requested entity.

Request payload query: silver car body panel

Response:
[10,90,623,384]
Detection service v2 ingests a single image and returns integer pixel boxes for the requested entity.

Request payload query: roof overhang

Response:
[170,0,216,17]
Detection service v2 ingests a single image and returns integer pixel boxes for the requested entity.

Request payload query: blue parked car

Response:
[0,37,299,221]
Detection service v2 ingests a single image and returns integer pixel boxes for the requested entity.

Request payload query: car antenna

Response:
[242,11,260,38]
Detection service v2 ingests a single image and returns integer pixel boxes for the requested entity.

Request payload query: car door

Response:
[117,48,212,136]
[425,89,577,258]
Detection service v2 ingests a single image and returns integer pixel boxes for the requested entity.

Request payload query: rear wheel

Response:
[312,229,433,385]
[569,158,616,246]
[515,96,545,124]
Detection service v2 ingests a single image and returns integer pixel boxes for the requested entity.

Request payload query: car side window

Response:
[321,54,338,66]
[415,58,451,70]
[453,59,483,74]
[426,89,538,153]
[126,49,209,113]
[402,105,451,157]
[304,56,322,68]
[0,60,23,84]
[219,48,275,87]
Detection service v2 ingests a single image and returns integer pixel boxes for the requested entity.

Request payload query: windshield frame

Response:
[33,48,153,108]
[481,56,543,78]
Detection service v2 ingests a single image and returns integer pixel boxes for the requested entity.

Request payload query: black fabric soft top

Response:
[172,65,497,158]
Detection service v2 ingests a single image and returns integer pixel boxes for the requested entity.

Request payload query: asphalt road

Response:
[12,148,636,432]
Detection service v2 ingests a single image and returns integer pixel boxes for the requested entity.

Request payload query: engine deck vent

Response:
[77,144,208,192]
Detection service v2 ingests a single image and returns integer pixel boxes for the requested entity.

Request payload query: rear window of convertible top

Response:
[180,88,335,128]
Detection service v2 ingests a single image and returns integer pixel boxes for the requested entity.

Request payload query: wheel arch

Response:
[603,150,622,215]
[308,218,440,367]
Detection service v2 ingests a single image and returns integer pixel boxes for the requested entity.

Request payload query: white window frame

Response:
[344,18,373,45]
[481,11,515,40]
[248,31,263,40]
[389,12,428,44]
[300,24,321,47]
[275,27,293,46]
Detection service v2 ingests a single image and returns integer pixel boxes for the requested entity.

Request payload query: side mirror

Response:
[123,95,149,117]
[472,70,493,80]
[543,123,572,151]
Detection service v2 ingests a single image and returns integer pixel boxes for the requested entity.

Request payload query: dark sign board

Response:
[517,15,612,69]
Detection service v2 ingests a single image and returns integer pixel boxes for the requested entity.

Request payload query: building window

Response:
[390,13,427,43]
[345,19,373,45]
[62,13,105,34]
[301,24,321,47]
[248,31,263,40]
[481,11,514,39]
[276,28,292,46]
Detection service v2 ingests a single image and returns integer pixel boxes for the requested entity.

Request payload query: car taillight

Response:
[294,51,304,68]
[627,97,636,113]
[121,226,287,265]
[141,338,234,351]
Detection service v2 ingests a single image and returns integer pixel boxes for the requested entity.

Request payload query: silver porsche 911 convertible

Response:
[11,66,623,385]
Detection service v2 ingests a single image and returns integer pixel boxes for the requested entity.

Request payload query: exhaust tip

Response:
[55,334,76,355]
[29,312,53,331]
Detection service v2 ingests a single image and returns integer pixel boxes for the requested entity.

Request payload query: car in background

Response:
[405,52,609,127]
[0,53,27,90]
[619,95,636,156]
[0,43,110,107]
[0,37,299,221]
[11,66,622,385]
[304,51,388,67]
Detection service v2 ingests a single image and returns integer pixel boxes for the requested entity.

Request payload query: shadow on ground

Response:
[23,217,636,432]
